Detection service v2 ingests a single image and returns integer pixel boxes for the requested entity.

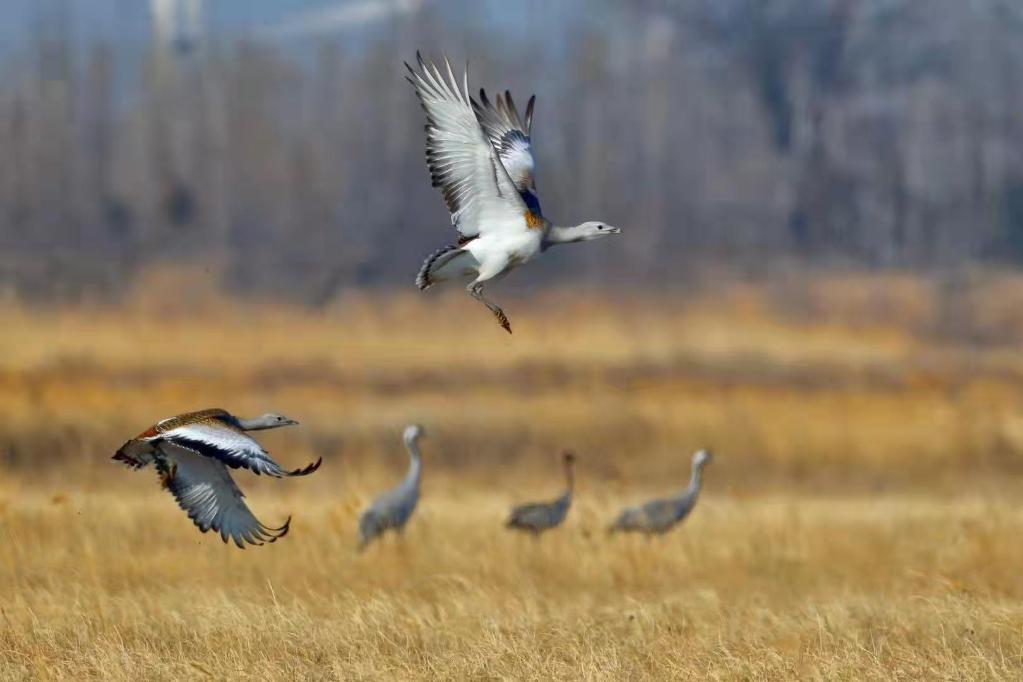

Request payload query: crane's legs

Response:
[468,281,512,334]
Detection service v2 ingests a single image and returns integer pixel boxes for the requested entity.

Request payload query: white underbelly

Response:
[467,231,543,269]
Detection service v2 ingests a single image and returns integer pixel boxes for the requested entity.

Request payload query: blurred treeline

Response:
[2,0,1023,302]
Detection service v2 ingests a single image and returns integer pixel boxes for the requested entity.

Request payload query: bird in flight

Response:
[406,53,622,333]
[113,408,321,548]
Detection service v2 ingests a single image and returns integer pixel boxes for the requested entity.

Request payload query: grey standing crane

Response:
[505,451,575,536]
[609,449,713,536]
[357,424,424,551]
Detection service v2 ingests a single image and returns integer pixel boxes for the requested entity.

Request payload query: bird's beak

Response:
[608,225,622,234]
[286,419,300,426]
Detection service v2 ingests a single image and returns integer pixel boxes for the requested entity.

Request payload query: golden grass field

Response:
[4,269,1023,679]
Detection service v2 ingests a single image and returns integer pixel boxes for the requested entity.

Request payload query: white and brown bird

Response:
[506,450,576,537]
[406,53,622,333]
[113,408,321,548]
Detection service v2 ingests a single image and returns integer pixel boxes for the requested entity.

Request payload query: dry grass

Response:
[3,482,1023,679]
[4,269,1023,679]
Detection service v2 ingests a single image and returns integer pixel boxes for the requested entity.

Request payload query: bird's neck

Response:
[543,224,586,248]
[564,464,575,496]
[683,466,703,497]
[405,441,422,488]
[235,417,270,431]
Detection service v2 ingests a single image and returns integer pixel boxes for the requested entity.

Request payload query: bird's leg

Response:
[467,282,512,334]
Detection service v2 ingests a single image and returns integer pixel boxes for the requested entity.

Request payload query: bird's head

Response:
[404,424,425,444]
[561,450,576,465]
[693,448,713,468]
[575,221,622,241]
[245,412,299,430]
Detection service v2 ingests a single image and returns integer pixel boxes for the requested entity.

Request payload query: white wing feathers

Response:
[159,444,290,548]
[156,423,322,478]
[474,89,536,194]
[405,53,527,240]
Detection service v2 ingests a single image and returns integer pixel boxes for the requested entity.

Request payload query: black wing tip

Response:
[222,517,290,548]
[287,457,322,477]
[261,516,291,544]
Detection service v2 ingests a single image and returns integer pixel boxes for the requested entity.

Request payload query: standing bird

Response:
[406,53,622,333]
[609,449,713,536]
[113,408,321,548]
[357,424,425,551]
[505,450,576,537]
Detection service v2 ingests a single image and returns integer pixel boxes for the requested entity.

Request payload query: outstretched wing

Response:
[158,444,291,548]
[473,90,537,196]
[157,422,321,478]
[406,53,531,240]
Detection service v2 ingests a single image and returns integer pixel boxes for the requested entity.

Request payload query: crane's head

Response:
[404,424,425,444]
[692,449,713,469]
[561,450,576,465]
[574,221,622,241]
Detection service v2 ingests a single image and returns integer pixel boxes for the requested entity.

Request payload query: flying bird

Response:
[609,449,713,536]
[506,450,576,537]
[358,424,425,550]
[113,408,321,548]
[406,53,622,333]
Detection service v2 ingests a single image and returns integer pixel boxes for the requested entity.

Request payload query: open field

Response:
[4,270,1023,678]
[3,483,1023,679]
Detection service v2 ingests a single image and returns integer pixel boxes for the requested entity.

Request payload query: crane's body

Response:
[506,451,575,536]
[358,425,425,550]
[610,450,712,536]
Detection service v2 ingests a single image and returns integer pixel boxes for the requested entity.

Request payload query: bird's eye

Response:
[597,225,604,230]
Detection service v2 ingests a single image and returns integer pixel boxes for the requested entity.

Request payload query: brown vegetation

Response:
[3,271,1023,678]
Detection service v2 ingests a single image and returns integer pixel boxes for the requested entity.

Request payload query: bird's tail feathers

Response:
[112,441,147,469]
[416,244,473,290]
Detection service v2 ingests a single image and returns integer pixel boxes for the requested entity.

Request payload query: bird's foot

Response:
[493,308,512,334]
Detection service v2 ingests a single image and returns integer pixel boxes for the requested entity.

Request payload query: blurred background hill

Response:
[2,0,1023,301]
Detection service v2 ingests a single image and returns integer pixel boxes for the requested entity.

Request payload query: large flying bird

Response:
[407,53,622,333]
[113,408,321,548]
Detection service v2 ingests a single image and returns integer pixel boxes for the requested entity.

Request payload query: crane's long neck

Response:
[405,437,422,489]
[543,224,586,249]
[679,463,703,500]
[563,462,575,498]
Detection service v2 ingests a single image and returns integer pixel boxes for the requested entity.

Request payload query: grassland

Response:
[3,269,1023,679]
